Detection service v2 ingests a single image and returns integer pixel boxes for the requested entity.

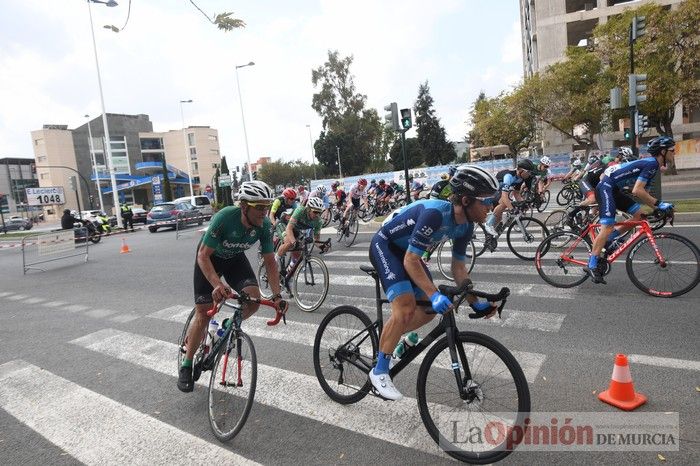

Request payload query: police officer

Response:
[121,203,134,231]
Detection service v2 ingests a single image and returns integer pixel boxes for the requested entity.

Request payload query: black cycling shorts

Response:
[193,253,258,305]
[351,197,360,209]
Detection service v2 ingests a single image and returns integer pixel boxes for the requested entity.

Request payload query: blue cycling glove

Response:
[430,291,452,314]
[469,300,495,319]
[657,201,674,211]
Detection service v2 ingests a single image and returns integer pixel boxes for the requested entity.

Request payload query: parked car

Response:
[146,202,203,233]
[131,207,148,225]
[173,195,213,220]
[3,218,33,231]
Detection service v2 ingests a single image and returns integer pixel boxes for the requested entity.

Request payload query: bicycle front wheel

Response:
[544,209,569,237]
[177,307,197,371]
[292,256,329,312]
[341,215,359,247]
[506,216,548,260]
[626,232,700,298]
[437,239,476,281]
[417,331,530,464]
[208,331,257,442]
[471,223,488,257]
[256,262,274,299]
[556,187,574,206]
[321,208,332,228]
[535,231,591,288]
[537,190,550,212]
[313,306,378,404]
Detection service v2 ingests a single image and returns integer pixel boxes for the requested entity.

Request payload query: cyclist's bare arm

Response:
[404,251,439,298]
[631,180,658,207]
[284,217,298,247]
[450,258,478,306]
[197,245,232,302]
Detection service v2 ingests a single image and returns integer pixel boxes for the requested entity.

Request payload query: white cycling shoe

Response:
[369,370,403,401]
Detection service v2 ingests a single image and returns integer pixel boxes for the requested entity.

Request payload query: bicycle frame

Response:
[560,219,661,267]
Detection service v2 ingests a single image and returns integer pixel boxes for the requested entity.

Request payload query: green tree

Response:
[593,1,700,137]
[213,166,222,205]
[160,158,173,202]
[414,81,456,166]
[188,1,245,32]
[258,160,324,188]
[517,46,608,151]
[466,91,488,150]
[311,51,367,131]
[469,91,537,162]
[219,156,232,205]
[389,137,423,170]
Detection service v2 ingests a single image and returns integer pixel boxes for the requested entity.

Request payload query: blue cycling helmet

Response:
[647,136,675,155]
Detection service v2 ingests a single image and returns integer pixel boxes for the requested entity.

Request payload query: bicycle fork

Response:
[219,333,244,388]
[444,325,479,403]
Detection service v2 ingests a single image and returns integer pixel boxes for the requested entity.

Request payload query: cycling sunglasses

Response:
[474,195,496,206]
[246,202,271,212]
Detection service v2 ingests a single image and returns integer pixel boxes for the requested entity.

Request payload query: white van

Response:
[173,195,213,220]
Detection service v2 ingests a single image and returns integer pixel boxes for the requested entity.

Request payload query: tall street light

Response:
[179,99,194,195]
[87,0,122,228]
[306,124,317,180]
[85,114,104,212]
[235,61,255,181]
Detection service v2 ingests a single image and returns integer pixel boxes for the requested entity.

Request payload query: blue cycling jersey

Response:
[602,158,658,187]
[501,173,525,191]
[378,199,473,261]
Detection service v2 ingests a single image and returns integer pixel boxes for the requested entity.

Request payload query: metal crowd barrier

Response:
[174,213,207,240]
[21,228,89,275]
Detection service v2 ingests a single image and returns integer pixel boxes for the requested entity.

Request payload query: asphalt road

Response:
[0,210,699,465]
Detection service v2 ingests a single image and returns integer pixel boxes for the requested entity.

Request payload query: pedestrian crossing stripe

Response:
[0,360,261,466]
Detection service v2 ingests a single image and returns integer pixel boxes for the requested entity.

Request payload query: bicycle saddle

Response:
[360,265,378,277]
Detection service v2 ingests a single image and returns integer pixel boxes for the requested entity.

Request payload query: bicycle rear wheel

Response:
[535,231,591,287]
[321,208,332,227]
[537,190,550,212]
[544,209,569,236]
[208,331,257,442]
[506,216,548,260]
[313,306,378,404]
[471,223,488,257]
[626,232,700,298]
[556,186,575,206]
[436,238,476,281]
[292,256,329,312]
[417,331,530,464]
[177,307,197,371]
[341,215,359,247]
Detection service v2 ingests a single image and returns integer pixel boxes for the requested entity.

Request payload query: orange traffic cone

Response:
[120,237,131,254]
[598,354,647,411]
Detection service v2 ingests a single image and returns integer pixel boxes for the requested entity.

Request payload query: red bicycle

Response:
[177,291,286,441]
[535,210,700,297]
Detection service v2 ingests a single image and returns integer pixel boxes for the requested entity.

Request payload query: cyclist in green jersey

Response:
[275,196,329,270]
[178,181,286,392]
[429,166,457,200]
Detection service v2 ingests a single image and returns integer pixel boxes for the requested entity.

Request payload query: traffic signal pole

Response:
[629,21,637,156]
[400,131,410,203]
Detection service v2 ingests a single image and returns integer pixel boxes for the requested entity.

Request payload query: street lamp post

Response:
[336,146,343,180]
[85,114,104,212]
[235,62,255,181]
[306,124,317,180]
[87,0,122,228]
[179,99,194,196]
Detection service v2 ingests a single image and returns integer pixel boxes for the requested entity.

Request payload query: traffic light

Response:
[636,112,649,135]
[400,108,412,130]
[623,128,632,141]
[384,102,400,132]
[68,175,77,191]
[628,73,647,106]
[252,171,258,180]
[631,15,646,41]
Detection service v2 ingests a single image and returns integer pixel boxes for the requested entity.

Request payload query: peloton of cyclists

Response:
[483,159,535,236]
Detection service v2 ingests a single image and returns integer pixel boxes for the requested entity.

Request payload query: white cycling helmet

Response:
[572,159,582,168]
[237,181,274,202]
[316,185,327,194]
[539,156,551,166]
[619,146,634,158]
[306,196,324,212]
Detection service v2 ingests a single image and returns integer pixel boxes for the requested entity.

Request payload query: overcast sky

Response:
[0,0,523,169]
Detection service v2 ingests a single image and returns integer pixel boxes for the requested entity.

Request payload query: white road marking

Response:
[628,354,700,372]
[0,292,15,298]
[0,360,260,466]
[6,294,28,301]
[324,260,541,276]
[65,304,90,313]
[69,329,450,457]
[23,297,46,304]
[84,309,116,319]
[41,301,67,308]
[109,313,141,323]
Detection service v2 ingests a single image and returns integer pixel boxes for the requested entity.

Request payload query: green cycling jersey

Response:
[201,206,273,259]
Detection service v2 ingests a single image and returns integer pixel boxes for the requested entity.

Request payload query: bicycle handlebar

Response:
[206,290,287,326]
[438,280,511,319]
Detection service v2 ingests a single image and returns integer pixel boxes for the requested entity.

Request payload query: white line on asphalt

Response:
[65,304,90,313]
[330,249,539,259]
[23,297,46,304]
[147,307,547,381]
[0,292,15,298]
[324,260,541,276]
[0,360,260,466]
[41,301,67,308]
[109,313,141,323]
[6,294,28,301]
[325,274,576,299]
[628,354,700,372]
[149,304,192,321]
[84,309,116,319]
[69,329,448,457]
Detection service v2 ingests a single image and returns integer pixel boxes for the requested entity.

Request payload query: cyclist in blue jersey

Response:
[484,159,534,236]
[584,136,676,283]
[367,165,500,400]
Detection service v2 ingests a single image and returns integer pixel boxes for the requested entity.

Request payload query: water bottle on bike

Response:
[392,331,420,359]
